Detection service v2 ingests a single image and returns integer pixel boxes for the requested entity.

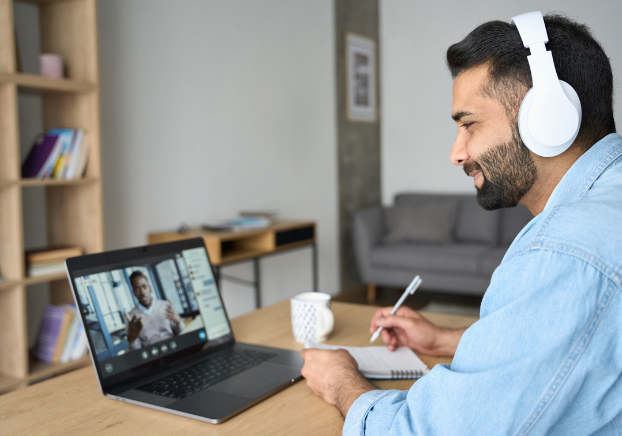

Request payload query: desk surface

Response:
[0,301,478,435]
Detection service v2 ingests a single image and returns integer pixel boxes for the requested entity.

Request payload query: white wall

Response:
[380,0,622,202]
[98,1,338,318]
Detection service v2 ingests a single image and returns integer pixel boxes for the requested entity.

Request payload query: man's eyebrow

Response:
[451,111,473,122]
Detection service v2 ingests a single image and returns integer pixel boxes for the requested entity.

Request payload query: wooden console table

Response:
[148,221,317,308]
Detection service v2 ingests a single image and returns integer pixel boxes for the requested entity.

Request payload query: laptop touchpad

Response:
[208,363,300,399]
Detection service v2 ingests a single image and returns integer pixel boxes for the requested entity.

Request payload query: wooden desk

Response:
[0,301,478,435]
[149,221,317,308]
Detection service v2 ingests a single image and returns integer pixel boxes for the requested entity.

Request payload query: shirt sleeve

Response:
[343,390,406,436]
[126,310,143,350]
[171,319,184,335]
[128,333,142,350]
[342,249,615,435]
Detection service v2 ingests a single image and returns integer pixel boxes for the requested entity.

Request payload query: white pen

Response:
[370,275,422,343]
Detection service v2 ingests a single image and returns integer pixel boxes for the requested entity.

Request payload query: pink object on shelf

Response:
[39,54,64,79]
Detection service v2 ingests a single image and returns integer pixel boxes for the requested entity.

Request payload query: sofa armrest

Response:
[353,207,385,283]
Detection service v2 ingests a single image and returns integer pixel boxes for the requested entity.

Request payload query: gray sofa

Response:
[353,193,533,301]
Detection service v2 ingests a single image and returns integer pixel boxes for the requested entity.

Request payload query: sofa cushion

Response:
[394,193,500,245]
[371,243,492,275]
[454,196,500,245]
[499,205,533,244]
[478,246,510,276]
[384,202,457,244]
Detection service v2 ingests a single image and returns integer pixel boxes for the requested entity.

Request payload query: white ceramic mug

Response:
[290,292,334,343]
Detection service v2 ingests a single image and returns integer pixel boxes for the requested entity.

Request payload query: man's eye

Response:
[461,122,473,130]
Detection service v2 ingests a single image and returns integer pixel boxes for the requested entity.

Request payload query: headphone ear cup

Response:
[518,81,582,157]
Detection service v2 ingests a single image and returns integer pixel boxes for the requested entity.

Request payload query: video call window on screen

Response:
[74,254,205,362]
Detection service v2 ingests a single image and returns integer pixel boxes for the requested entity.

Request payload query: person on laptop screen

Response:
[125,270,184,350]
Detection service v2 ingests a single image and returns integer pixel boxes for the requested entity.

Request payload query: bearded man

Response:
[302,13,622,435]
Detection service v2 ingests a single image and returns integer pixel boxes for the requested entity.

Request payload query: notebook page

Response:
[304,342,428,374]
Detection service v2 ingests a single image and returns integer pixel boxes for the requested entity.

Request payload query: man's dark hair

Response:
[129,270,146,285]
[446,14,616,151]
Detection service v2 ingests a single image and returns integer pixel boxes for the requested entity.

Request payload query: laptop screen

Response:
[69,241,232,381]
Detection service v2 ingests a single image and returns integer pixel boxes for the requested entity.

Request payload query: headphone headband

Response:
[512,11,548,49]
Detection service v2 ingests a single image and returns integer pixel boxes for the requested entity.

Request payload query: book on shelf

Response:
[27,262,67,277]
[26,245,83,264]
[34,304,88,365]
[21,129,89,180]
[25,245,83,277]
[48,128,74,179]
[21,133,60,179]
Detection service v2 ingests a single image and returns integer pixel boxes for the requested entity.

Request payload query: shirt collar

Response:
[137,301,154,314]
[544,133,622,211]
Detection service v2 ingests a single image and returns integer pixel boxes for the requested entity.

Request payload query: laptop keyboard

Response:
[138,348,277,400]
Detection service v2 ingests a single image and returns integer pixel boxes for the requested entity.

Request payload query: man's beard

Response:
[463,127,537,210]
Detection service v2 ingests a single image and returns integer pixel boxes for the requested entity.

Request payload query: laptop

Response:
[65,238,303,424]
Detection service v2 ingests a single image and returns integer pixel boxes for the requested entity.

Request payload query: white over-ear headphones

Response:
[511,11,582,157]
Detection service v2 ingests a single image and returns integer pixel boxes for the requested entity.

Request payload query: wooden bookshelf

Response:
[0,0,103,393]
[22,271,67,286]
[0,72,95,93]
[0,372,23,394]
[28,354,90,383]
[19,177,99,187]
[0,279,19,292]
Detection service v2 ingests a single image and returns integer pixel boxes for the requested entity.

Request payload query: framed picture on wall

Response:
[346,33,377,122]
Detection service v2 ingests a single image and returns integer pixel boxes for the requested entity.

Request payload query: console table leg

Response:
[253,258,261,309]
[312,244,318,292]
[366,283,377,304]
[214,266,221,290]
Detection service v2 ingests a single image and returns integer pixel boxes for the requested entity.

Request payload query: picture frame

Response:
[345,33,377,122]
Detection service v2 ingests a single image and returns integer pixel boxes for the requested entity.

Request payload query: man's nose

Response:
[450,131,470,166]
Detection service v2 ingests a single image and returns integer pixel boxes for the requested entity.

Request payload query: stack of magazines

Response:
[203,217,272,232]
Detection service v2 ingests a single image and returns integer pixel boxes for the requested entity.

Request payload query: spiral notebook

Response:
[305,342,429,380]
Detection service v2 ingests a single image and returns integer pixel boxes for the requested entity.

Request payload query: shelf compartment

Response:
[28,354,90,384]
[0,72,95,93]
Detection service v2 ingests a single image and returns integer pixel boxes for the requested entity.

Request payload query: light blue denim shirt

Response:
[344,133,622,436]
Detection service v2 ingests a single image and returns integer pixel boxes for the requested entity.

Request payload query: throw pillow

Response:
[384,202,457,244]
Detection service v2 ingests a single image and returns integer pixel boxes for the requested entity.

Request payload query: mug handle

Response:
[316,306,334,339]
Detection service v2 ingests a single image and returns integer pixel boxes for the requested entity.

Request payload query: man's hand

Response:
[370,306,465,357]
[165,300,181,324]
[301,348,377,417]
[125,313,143,343]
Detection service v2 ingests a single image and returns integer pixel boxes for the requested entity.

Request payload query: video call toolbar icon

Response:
[104,363,113,373]
[199,330,206,340]
[151,347,159,356]
[170,341,177,350]
[161,344,168,354]
[141,350,149,360]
